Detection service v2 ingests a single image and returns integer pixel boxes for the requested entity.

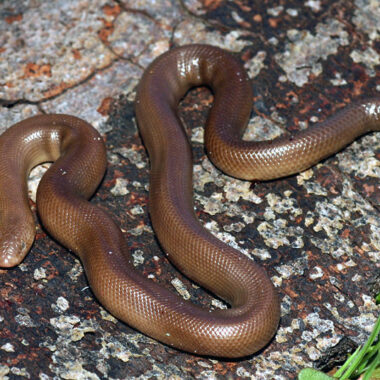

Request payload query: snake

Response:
[0,44,379,358]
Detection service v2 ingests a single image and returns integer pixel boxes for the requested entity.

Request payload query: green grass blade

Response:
[362,349,380,380]
[339,316,380,380]
[334,346,362,378]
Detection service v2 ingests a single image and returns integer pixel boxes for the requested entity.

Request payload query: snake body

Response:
[0,44,379,357]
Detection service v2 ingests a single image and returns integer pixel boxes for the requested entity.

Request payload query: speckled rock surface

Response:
[0,0,379,379]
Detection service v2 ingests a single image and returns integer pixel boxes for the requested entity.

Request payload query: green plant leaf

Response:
[298,368,334,380]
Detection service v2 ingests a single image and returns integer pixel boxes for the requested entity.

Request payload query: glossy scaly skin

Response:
[1,44,379,358]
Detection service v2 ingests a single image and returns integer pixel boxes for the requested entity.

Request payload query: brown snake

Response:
[0,44,379,358]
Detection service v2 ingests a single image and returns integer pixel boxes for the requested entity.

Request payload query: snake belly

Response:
[1,44,379,358]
